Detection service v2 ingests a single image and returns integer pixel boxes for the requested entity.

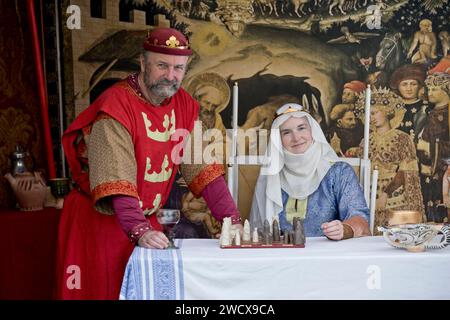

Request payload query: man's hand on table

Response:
[138,230,169,249]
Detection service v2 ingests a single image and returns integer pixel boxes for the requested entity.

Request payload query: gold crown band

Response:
[144,42,190,50]
[354,87,404,118]
[273,106,309,120]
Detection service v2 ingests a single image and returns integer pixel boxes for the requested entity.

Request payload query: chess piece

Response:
[252,227,259,244]
[293,217,300,230]
[243,219,251,243]
[234,229,241,246]
[263,219,271,235]
[273,219,280,242]
[289,231,295,245]
[294,219,306,245]
[283,229,290,244]
[263,219,272,245]
[264,231,272,245]
[220,217,232,246]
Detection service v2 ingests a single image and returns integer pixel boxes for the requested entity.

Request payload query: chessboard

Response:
[219,217,306,249]
[220,243,305,249]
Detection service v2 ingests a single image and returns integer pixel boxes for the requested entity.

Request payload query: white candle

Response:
[370,167,379,235]
[228,82,239,203]
[363,84,371,160]
[232,82,238,156]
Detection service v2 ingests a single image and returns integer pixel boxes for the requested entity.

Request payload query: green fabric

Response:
[286,197,307,222]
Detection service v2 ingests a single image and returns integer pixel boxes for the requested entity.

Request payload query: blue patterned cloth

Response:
[278,162,369,236]
[120,240,185,300]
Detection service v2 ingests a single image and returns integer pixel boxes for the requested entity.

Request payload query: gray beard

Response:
[144,76,179,102]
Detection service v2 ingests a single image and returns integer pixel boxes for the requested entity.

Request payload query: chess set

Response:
[219,217,306,249]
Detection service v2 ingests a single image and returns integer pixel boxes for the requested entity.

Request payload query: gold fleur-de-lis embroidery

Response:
[166,36,179,48]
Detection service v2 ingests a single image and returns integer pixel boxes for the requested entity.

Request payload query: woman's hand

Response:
[137,230,169,249]
[321,220,344,240]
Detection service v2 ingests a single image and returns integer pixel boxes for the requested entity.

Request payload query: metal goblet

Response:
[48,177,70,198]
[156,209,180,249]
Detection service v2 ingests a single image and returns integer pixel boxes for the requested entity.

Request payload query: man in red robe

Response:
[55,28,242,299]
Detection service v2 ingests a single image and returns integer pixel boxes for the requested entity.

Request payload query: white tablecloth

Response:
[120,236,450,300]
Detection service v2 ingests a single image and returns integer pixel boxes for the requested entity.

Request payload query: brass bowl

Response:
[387,210,423,226]
[48,177,71,198]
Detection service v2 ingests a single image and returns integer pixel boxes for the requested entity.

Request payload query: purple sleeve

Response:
[201,176,241,223]
[111,195,148,235]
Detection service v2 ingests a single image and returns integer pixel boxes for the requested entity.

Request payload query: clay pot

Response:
[4,172,47,211]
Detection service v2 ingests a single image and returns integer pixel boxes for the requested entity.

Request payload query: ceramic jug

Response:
[4,172,47,211]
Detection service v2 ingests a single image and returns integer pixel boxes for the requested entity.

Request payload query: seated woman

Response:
[249,103,370,240]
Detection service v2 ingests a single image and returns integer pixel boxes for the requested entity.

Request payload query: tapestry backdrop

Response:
[0,0,48,207]
[65,0,449,236]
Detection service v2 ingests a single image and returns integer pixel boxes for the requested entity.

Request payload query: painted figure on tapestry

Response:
[329,103,364,156]
[417,72,450,222]
[329,81,365,156]
[341,80,366,105]
[184,72,230,165]
[355,88,425,234]
[185,72,230,134]
[389,64,428,143]
[170,174,222,238]
[389,64,434,218]
[407,19,438,64]
[442,158,450,222]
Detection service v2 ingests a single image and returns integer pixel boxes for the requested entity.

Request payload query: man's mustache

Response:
[154,79,178,87]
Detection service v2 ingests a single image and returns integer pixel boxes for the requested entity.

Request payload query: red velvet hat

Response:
[143,27,192,56]
[428,57,450,74]
[343,80,366,93]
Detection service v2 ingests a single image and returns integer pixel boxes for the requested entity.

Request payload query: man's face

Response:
[337,111,357,129]
[140,52,188,101]
[398,79,420,101]
[342,88,357,104]
[427,85,449,105]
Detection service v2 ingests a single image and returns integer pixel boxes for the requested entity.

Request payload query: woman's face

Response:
[279,116,313,154]
[370,105,388,128]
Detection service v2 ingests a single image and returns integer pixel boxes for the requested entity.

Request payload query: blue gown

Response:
[278,162,369,237]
